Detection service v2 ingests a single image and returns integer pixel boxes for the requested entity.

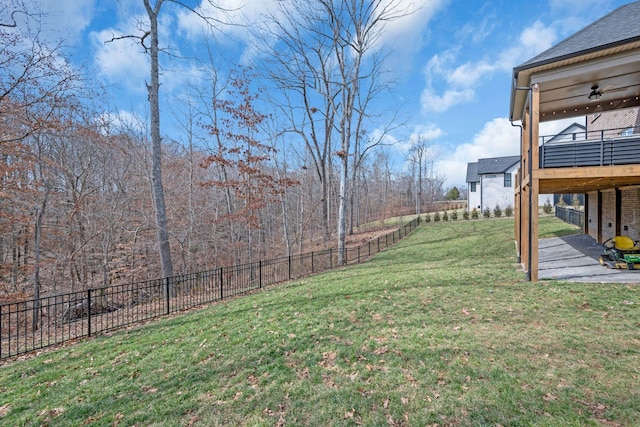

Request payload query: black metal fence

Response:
[555,206,584,228]
[1,217,420,360]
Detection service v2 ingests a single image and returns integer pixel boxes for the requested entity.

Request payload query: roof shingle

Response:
[515,1,640,72]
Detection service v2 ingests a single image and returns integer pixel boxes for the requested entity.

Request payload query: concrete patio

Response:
[538,234,640,283]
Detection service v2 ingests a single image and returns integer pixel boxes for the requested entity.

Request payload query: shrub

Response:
[434,211,441,222]
[504,204,513,217]
[493,204,502,218]
[543,198,553,214]
[442,211,449,221]
[471,208,479,219]
[557,195,566,207]
[463,210,469,220]
[425,214,431,223]
[451,210,458,221]
[572,194,581,209]
[483,208,491,219]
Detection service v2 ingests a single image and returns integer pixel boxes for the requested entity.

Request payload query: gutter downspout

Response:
[528,90,533,280]
[510,120,523,265]
[511,83,532,269]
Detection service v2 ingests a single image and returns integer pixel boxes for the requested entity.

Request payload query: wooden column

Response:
[530,84,540,282]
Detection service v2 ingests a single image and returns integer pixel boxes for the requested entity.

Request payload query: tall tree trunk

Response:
[144,0,174,285]
[32,191,48,331]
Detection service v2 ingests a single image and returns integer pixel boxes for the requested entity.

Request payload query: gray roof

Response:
[466,162,479,183]
[476,155,520,175]
[515,1,640,72]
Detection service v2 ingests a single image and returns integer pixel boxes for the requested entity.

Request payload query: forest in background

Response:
[0,1,455,302]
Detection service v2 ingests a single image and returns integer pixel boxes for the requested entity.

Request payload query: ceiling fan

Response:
[587,83,628,101]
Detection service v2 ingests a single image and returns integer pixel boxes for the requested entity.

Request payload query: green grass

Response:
[1,217,639,426]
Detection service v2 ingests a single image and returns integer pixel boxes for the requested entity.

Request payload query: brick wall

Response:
[588,108,639,133]
[601,190,617,241]
[620,187,640,241]
[587,191,598,240]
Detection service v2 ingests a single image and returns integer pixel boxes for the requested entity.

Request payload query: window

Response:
[470,182,476,192]
[504,173,512,187]
[621,127,634,136]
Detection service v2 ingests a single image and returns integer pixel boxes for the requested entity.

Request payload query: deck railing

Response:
[539,126,640,168]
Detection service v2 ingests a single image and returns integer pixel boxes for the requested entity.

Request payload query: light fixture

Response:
[588,84,602,101]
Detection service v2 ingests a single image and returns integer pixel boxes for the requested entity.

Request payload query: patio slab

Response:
[538,234,640,283]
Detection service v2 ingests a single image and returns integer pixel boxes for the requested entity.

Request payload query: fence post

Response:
[87,288,92,337]
[358,246,361,263]
[219,267,224,300]
[165,277,170,315]
[329,248,333,269]
[288,256,292,280]
[259,261,262,289]
[311,252,315,273]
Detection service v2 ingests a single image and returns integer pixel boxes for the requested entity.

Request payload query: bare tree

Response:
[407,137,433,215]
[106,0,234,283]
[262,0,413,264]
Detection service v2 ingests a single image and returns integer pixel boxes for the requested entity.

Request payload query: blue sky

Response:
[28,0,632,188]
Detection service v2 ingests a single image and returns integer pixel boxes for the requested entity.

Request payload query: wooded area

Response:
[0,1,449,306]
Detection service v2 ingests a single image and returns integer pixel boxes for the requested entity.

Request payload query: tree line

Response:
[0,0,447,303]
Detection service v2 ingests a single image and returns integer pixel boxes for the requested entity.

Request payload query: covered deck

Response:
[509,1,640,281]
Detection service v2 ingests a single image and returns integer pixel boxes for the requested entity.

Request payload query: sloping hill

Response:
[1,218,639,426]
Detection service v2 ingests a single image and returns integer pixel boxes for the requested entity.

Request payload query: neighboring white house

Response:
[466,162,481,211]
[467,155,555,213]
[466,156,520,212]
[467,123,587,213]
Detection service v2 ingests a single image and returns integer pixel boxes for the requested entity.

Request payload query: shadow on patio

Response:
[538,234,640,283]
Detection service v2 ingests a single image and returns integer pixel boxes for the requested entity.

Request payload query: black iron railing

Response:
[555,206,584,228]
[1,217,420,360]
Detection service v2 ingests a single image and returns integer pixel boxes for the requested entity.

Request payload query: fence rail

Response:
[555,206,584,228]
[1,217,420,360]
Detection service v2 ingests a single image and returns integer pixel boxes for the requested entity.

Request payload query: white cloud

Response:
[434,118,520,186]
[434,116,579,187]
[421,88,474,113]
[379,0,447,52]
[420,20,557,114]
[91,26,149,90]
[26,0,95,43]
[177,0,269,42]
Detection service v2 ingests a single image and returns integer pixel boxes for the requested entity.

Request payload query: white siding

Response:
[468,182,481,211]
[480,163,518,211]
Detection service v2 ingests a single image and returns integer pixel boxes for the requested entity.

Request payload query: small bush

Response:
[543,198,553,214]
[463,210,469,220]
[504,204,513,217]
[483,208,491,219]
[425,214,431,223]
[451,210,458,221]
[442,211,449,221]
[434,211,441,222]
[493,204,502,218]
[572,194,581,209]
[471,208,479,219]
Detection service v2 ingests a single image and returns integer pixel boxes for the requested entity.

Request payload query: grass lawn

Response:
[1,217,639,426]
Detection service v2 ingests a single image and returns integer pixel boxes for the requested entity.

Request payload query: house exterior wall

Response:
[587,191,599,240]
[588,109,640,133]
[620,187,640,241]
[480,164,518,211]
[468,182,481,211]
[601,190,616,241]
